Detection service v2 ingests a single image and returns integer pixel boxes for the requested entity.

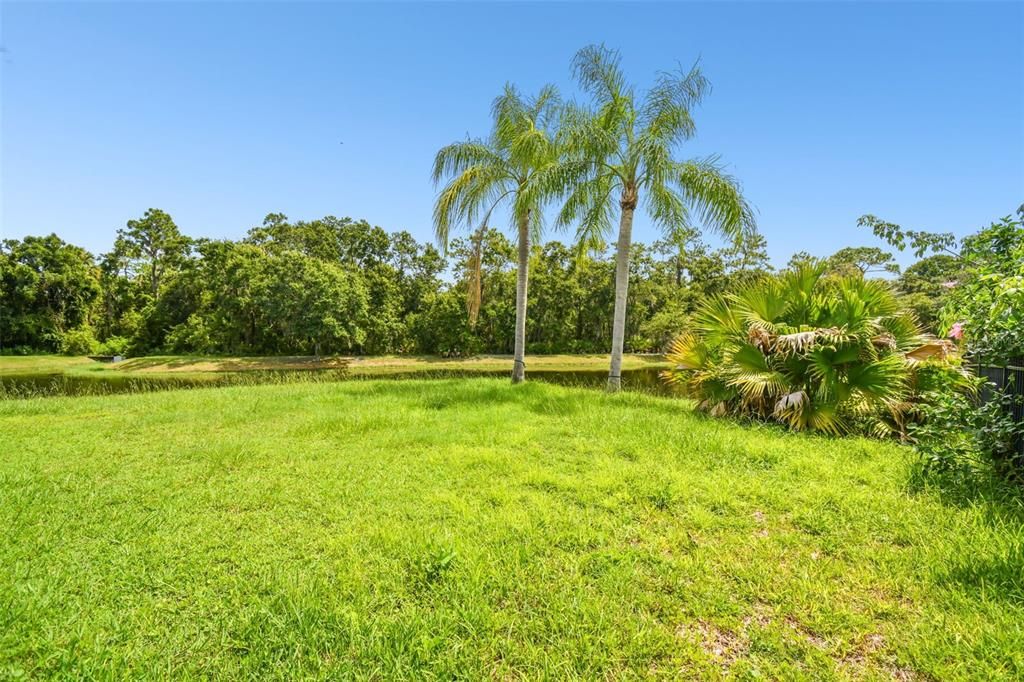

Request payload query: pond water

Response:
[0,366,672,399]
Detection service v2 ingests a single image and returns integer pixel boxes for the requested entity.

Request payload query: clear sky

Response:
[2,1,1022,268]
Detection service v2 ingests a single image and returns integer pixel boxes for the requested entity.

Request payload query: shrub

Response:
[910,368,1024,481]
[59,326,99,356]
[165,315,213,354]
[96,336,130,357]
[639,305,689,353]
[661,263,954,436]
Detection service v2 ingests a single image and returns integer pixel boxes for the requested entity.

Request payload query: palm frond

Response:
[640,60,708,146]
[572,44,628,106]
[644,181,688,232]
[431,141,506,185]
[433,164,510,250]
[558,173,618,253]
[675,157,756,242]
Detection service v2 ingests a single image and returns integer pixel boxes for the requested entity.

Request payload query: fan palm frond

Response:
[659,263,954,435]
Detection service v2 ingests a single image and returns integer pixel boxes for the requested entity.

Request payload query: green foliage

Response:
[662,263,945,435]
[826,246,899,277]
[4,209,766,358]
[432,84,571,250]
[858,214,958,258]
[58,325,99,356]
[562,46,755,244]
[116,208,192,300]
[941,211,1024,360]
[896,254,961,332]
[96,335,130,356]
[0,234,101,352]
[909,364,1024,481]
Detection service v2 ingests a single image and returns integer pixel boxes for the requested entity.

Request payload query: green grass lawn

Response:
[2,379,1021,679]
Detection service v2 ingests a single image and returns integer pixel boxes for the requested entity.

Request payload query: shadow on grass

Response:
[944,544,1024,606]
[907,462,1024,605]
[907,462,1024,518]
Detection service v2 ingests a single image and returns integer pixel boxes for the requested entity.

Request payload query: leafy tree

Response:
[96,244,146,341]
[896,254,961,331]
[720,232,772,285]
[117,209,192,300]
[826,246,899,277]
[562,45,755,390]
[857,214,958,258]
[786,251,817,271]
[942,211,1024,360]
[0,235,100,352]
[259,252,368,356]
[433,83,572,382]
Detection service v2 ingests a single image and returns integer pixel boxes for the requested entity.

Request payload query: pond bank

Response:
[0,355,672,398]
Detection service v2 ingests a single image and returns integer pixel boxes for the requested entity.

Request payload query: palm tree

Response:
[561,45,756,391]
[433,84,570,383]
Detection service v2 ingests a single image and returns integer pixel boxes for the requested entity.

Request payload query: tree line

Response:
[0,202,976,360]
[0,208,777,358]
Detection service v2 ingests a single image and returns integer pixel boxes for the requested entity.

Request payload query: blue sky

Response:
[2,1,1022,268]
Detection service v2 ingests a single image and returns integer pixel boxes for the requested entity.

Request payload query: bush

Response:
[97,336,130,357]
[661,263,955,436]
[165,315,213,354]
[639,305,689,352]
[0,346,37,356]
[910,368,1024,482]
[626,335,657,354]
[58,326,99,356]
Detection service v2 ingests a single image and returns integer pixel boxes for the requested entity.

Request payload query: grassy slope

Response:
[0,355,97,375]
[1,380,1021,679]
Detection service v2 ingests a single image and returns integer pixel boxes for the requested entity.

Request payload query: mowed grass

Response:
[1,380,1021,679]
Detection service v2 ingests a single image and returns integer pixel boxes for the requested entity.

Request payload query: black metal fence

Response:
[975,356,1024,460]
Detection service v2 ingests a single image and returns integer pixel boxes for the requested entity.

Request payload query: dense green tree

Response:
[942,211,1024,359]
[0,235,100,352]
[116,209,192,300]
[259,252,368,356]
[562,45,755,390]
[896,254,961,332]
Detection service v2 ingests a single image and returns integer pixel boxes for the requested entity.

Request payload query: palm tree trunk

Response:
[512,211,530,384]
[607,196,636,392]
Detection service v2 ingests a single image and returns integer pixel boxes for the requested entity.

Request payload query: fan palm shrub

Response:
[662,263,954,436]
